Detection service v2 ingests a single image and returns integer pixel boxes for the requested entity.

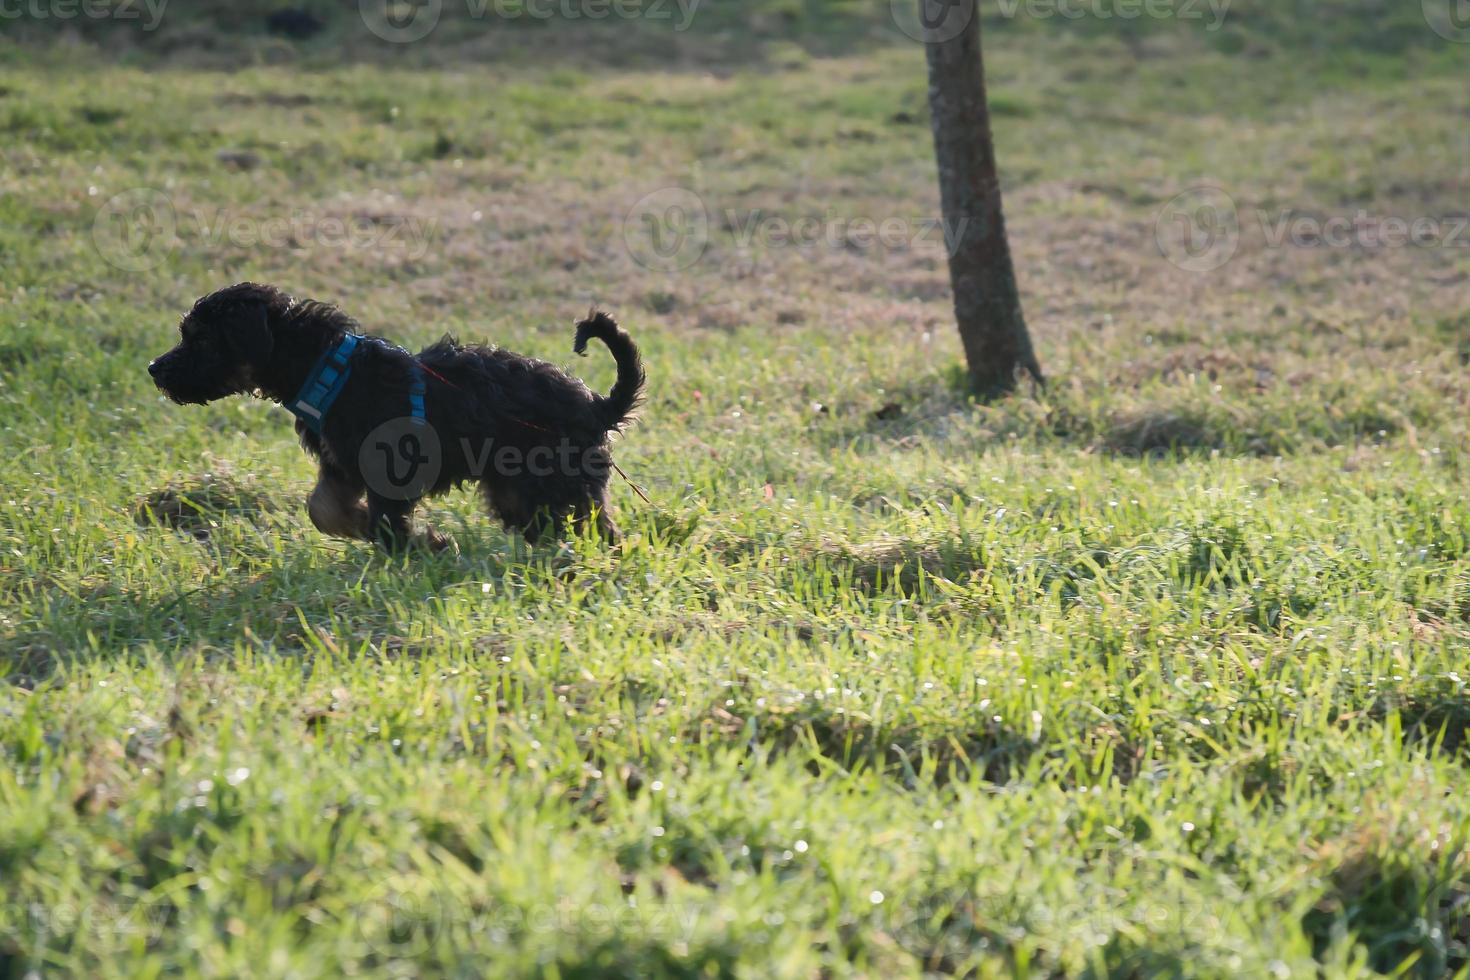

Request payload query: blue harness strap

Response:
[289,334,359,433]
[288,333,428,433]
[408,364,427,424]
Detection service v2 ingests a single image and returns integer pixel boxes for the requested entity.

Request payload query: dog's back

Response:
[417,312,644,441]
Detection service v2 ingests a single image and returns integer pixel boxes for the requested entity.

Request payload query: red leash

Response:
[416,360,458,390]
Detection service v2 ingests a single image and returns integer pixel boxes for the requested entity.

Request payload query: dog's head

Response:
[149,282,287,405]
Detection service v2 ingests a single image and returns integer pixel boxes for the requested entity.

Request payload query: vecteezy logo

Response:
[1423,0,1470,42]
[93,188,177,272]
[1155,186,1241,273]
[349,878,445,959]
[622,187,710,273]
[360,0,442,43]
[891,0,974,43]
[360,417,442,501]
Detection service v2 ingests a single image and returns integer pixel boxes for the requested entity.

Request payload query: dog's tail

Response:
[574,309,645,432]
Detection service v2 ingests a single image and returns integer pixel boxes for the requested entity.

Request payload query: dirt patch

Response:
[134,473,276,541]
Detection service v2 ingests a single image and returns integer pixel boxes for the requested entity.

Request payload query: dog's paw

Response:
[419,529,458,555]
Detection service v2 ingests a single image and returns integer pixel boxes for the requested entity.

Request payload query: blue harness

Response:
[288,334,426,433]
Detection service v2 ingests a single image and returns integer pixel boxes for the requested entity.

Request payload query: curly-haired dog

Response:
[148,282,644,552]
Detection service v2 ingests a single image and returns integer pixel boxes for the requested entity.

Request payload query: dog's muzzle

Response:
[148,354,182,387]
[148,354,189,401]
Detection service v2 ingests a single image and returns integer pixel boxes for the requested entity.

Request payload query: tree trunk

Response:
[921,0,1043,397]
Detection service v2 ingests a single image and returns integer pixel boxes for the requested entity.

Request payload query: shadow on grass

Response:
[1387,693,1470,759]
[3,0,1457,73]
[10,506,534,685]
[3,1,902,72]
[727,703,1041,788]
[1301,825,1470,977]
[808,357,1421,460]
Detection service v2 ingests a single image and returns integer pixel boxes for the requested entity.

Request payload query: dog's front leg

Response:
[366,494,455,554]
[366,492,417,553]
[308,465,369,540]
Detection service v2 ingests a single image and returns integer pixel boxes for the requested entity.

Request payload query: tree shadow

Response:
[806,356,1417,461]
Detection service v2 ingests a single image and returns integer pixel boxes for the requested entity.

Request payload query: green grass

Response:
[2,4,1470,976]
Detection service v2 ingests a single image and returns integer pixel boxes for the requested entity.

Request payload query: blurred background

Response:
[3,4,1470,976]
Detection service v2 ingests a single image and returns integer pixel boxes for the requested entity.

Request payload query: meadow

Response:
[1,1,1469,975]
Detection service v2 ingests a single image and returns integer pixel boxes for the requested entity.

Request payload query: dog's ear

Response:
[228,303,274,365]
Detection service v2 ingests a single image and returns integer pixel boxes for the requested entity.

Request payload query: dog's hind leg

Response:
[572,495,620,545]
[520,508,559,546]
[308,465,369,540]
[483,483,542,544]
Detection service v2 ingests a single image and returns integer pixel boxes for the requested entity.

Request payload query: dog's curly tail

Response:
[574,309,645,432]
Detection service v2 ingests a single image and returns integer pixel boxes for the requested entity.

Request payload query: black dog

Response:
[149,282,644,551]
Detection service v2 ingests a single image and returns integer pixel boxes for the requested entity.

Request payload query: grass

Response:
[2,2,1469,976]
